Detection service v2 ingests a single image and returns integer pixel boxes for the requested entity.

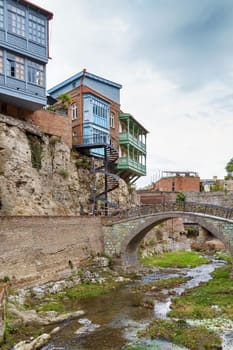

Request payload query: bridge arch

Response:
[119,212,233,269]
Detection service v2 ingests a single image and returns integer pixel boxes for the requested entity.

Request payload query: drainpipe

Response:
[79,68,86,144]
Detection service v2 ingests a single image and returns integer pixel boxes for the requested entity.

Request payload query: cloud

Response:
[33,0,233,188]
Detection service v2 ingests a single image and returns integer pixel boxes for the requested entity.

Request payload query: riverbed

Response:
[41,258,231,350]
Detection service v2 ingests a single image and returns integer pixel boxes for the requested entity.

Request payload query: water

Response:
[42,259,230,350]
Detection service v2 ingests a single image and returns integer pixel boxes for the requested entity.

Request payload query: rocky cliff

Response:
[0,114,137,215]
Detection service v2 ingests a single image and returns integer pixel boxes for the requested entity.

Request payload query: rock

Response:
[204,239,225,250]
[75,319,100,336]
[0,119,136,216]
[92,256,109,268]
[8,301,85,326]
[13,333,50,350]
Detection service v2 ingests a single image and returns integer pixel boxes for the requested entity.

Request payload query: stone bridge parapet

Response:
[102,203,233,270]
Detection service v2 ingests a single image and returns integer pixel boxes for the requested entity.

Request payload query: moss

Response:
[27,135,43,170]
[169,264,233,320]
[140,250,209,268]
[139,319,222,350]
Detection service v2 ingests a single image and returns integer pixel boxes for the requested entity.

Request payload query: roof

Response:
[48,69,122,95]
[119,112,149,133]
[21,0,53,20]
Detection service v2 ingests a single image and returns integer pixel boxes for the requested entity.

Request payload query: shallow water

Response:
[42,259,229,350]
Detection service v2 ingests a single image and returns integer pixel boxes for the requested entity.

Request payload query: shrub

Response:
[58,168,69,179]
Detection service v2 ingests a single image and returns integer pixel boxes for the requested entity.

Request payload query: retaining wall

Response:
[0,216,103,281]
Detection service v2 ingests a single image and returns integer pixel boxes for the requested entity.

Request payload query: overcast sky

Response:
[35,0,233,187]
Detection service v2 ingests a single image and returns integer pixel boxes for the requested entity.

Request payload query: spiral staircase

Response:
[74,141,120,213]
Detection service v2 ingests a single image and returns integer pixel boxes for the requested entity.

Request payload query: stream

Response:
[42,259,232,350]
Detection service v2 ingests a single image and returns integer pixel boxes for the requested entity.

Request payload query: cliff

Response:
[0,114,137,215]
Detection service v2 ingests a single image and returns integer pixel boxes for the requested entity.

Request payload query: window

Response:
[0,50,3,74]
[0,1,4,29]
[28,60,44,86]
[29,14,46,45]
[7,4,25,37]
[72,104,78,120]
[110,112,115,128]
[7,53,24,79]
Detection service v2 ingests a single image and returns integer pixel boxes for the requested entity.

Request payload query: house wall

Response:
[153,176,200,192]
[30,109,72,148]
[0,0,53,110]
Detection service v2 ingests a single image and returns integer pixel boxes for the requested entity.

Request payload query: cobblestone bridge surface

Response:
[102,202,233,269]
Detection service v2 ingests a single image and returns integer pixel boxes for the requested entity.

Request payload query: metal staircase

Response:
[73,141,120,214]
[92,143,120,211]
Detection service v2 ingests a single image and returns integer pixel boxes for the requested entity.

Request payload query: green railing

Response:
[119,132,146,153]
[117,157,146,175]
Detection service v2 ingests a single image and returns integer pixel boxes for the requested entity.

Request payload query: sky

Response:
[34,0,233,188]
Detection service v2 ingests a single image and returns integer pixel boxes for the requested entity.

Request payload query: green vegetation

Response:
[211,181,224,192]
[57,93,72,109]
[57,168,69,179]
[225,157,233,178]
[25,281,118,313]
[28,135,43,170]
[140,250,208,268]
[75,158,89,169]
[139,319,222,350]
[176,191,186,202]
[169,264,233,320]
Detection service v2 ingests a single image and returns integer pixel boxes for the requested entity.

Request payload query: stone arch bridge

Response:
[102,202,233,270]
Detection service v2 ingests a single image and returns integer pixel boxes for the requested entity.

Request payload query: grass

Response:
[139,319,222,350]
[169,264,233,320]
[28,282,117,313]
[140,250,209,268]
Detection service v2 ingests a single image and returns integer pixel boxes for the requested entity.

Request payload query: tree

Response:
[57,93,72,110]
[176,192,186,202]
[225,158,233,178]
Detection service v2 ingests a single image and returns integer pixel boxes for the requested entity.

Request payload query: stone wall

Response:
[138,190,233,207]
[0,216,103,281]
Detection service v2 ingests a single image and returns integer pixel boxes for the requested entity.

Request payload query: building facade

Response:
[0,0,53,113]
[118,113,147,183]
[48,69,148,183]
[153,171,200,192]
[48,69,121,153]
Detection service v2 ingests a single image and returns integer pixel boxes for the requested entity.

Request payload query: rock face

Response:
[0,119,136,215]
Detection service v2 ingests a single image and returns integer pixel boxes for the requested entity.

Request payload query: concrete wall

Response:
[0,216,103,281]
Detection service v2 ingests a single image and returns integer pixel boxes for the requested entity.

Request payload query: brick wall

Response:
[31,110,72,148]
[153,176,200,192]
[0,216,103,281]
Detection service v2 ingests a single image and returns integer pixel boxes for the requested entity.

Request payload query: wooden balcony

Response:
[117,156,146,175]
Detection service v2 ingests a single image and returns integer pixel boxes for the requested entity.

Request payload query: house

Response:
[48,69,148,183]
[0,0,53,114]
[48,69,122,157]
[153,170,200,192]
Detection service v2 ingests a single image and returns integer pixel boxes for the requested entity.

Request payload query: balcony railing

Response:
[117,156,146,175]
[119,132,146,153]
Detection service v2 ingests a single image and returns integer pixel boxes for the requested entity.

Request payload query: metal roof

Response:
[48,70,122,95]
[21,0,53,20]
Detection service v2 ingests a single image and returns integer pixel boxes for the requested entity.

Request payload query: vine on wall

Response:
[27,135,43,170]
